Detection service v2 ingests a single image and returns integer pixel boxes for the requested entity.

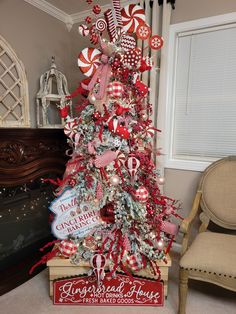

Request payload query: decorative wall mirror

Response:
[0,35,30,128]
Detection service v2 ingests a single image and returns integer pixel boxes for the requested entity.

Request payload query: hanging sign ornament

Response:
[50,188,101,239]
[149,35,164,50]
[136,23,151,40]
[78,48,102,77]
[121,4,146,33]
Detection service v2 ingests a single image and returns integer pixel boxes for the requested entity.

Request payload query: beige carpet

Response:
[1,252,235,314]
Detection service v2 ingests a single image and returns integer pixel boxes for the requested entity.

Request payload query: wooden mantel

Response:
[0,128,68,186]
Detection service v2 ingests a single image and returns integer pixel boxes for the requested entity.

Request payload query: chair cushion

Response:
[180,232,236,277]
[201,159,236,228]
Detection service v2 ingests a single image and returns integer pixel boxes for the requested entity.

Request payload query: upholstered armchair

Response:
[178,156,236,314]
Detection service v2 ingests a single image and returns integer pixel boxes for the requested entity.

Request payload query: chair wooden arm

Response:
[180,190,202,255]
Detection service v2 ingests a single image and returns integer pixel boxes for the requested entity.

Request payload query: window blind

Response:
[172,24,236,161]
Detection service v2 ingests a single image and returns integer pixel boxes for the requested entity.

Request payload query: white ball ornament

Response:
[156,239,165,250]
[110,174,120,186]
[157,177,165,185]
[88,94,96,104]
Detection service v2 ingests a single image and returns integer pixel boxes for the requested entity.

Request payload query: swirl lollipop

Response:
[95,18,107,33]
[78,47,102,77]
[121,4,145,33]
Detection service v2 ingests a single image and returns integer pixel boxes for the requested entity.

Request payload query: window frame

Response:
[163,12,236,172]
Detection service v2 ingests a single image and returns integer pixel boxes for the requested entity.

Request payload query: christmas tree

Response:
[31,0,181,282]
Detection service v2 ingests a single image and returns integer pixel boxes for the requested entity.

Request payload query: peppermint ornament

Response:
[78,48,102,77]
[136,23,151,40]
[78,24,89,37]
[134,186,149,203]
[64,118,78,138]
[58,240,77,258]
[121,4,145,33]
[149,35,164,50]
[95,18,107,32]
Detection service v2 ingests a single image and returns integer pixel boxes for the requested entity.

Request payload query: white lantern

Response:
[36,57,72,128]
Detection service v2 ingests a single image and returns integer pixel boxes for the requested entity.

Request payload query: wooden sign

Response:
[54,274,164,306]
[50,188,101,239]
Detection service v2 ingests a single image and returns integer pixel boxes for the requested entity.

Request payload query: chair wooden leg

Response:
[178,268,189,314]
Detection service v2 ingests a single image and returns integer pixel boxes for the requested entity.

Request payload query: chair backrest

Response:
[199,156,236,230]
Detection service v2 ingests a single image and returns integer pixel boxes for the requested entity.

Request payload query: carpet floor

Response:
[0,252,235,314]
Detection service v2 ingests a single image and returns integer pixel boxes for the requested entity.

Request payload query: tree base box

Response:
[47,253,171,300]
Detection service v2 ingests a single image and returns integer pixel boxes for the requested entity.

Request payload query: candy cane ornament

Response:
[104,9,118,42]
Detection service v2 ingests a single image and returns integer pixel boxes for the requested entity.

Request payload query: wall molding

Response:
[24,0,139,31]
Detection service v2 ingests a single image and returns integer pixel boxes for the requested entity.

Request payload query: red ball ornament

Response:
[107,81,124,99]
[85,16,92,24]
[93,4,101,15]
[68,178,76,187]
[111,56,122,71]
[134,186,149,203]
[59,105,69,118]
[100,203,115,223]
[148,209,155,215]
[58,240,77,258]
[93,111,101,120]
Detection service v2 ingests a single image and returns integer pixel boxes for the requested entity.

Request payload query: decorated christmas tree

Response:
[31,0,181,286]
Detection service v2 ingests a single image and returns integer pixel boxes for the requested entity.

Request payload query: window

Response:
[165,13,236,171]
[0,35,30,127]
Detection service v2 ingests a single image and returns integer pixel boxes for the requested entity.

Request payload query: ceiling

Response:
[45,0,110,15]
[24,0,138,30]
